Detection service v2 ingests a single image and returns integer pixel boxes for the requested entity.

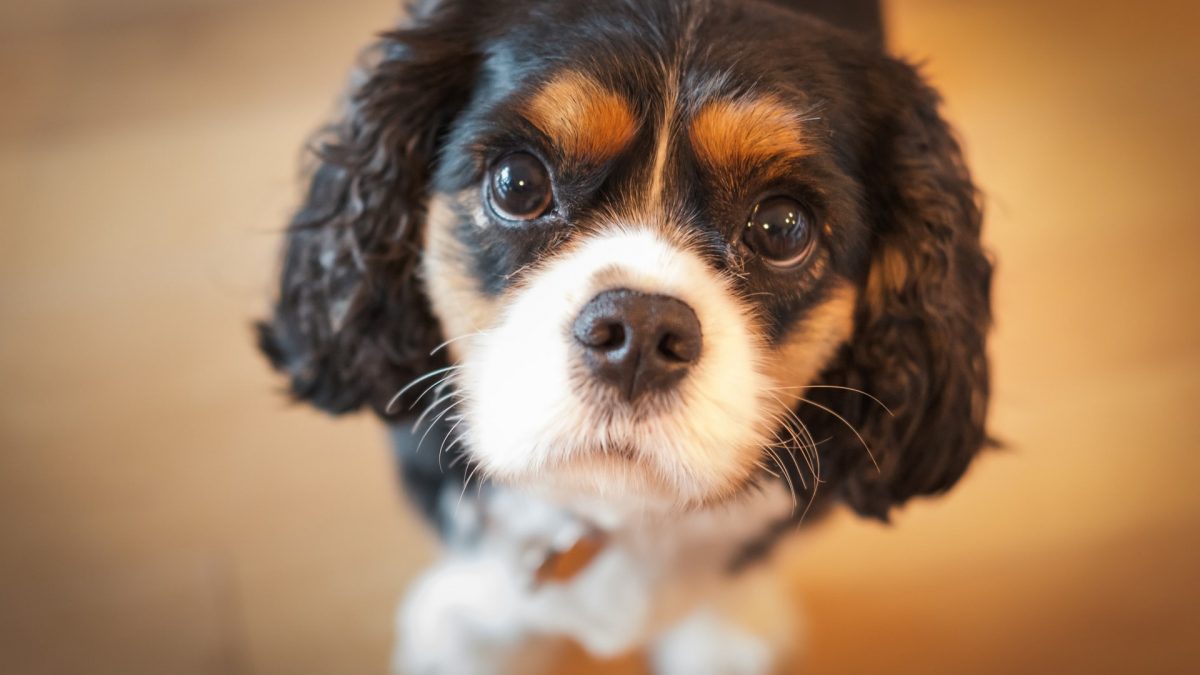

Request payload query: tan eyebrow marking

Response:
[525,71,638,161]
[689,97,811,173]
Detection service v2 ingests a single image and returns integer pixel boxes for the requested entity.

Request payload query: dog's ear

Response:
[258,2,480,418]
[819,58,993,520]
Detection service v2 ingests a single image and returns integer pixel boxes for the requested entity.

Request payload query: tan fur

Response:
[767,279,858,401]
[526,72,638,161]
[422,193,500,359]
[689,97,810,176]
[865,245,909,312]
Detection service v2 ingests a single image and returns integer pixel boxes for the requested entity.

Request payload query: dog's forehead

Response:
[484,0,829,111]
[515,71,813,163]
[474,2,830,203]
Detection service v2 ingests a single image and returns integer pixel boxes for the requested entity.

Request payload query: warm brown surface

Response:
[1,1,1198,674]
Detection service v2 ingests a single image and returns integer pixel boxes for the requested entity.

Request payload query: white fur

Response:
[651,564,804,675]
[394,482,797,675]
[459,227,775,507]
[396,554,524,675]
[651,610,775,675]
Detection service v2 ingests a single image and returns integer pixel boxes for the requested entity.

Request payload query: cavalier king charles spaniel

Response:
[258,0,992,672]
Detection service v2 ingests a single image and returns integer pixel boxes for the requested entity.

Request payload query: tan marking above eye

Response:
[525,72,638,161]
[689,97,810,175]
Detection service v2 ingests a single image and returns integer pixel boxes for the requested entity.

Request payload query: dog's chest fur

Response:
[419,475,796,655]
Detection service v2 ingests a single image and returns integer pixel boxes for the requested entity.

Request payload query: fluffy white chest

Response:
[403,480,796,661]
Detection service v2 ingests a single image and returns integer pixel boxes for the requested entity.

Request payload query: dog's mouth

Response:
[508,440,720,512]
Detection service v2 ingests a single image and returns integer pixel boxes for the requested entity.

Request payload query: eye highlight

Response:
[744,196,818,268]
[488,152,553,222]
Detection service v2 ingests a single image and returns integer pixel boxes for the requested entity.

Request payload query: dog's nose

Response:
[572,289,702,401]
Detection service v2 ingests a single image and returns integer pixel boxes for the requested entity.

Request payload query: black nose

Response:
[572,289,702,401]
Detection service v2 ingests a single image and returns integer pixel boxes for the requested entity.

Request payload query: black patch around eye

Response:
[451,196,575,298]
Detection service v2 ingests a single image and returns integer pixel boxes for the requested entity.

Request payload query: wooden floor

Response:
[1,0,1197,673]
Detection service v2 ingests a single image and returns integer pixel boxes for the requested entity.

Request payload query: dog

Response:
[258,0,992,672]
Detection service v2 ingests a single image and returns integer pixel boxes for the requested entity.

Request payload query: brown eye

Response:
[744,196,817,268]
[488,152,552,221]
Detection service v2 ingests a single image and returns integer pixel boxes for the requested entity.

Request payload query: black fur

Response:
[257,1,484,417]
[800,60,992,521]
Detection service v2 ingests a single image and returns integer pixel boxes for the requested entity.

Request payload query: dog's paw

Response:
[650,610,772,675]
[392,556,524,675]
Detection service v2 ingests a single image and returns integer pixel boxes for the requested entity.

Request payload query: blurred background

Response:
[2,0,1198,673]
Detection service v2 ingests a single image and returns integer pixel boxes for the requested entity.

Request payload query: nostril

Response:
[576,318,627,352]
[657,331,699,363]
[597,322,626,351]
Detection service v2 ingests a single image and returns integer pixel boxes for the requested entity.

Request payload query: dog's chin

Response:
[474,439,757,516]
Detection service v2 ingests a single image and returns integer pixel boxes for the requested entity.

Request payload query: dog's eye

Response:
[744,196,817,268]
[488,152,553,221]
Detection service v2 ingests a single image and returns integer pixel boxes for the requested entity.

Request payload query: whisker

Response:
[768,395,818,482]
[798,396,880,473]
[763,443,798,511]
[456,463,484,517]
[778,420,815,488]
[767,384,893,416]
[776,403,827,525]
[754,459,781,479]
[771,437,804,496]
[786,404,823,482]
[386,365,463,412]
[795,472,821,526]
[446,438,472,469]
[764,411,809,493]
[412,392,457,432]
[408,374,456,411]
[504,262,535,281]
[416,399,463,456]
[439,416,468,469]
[429,331,486,357]
[766,397,828,522]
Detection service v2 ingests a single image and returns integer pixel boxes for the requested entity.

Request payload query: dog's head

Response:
[259,0,991,518]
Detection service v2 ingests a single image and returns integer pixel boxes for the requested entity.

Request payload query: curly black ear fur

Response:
[815,58,993,521]
[258,2,481,418]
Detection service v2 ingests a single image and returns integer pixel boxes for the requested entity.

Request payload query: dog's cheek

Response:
[458,274,583,479]
[765,279,857,404]
[422,192,501,358]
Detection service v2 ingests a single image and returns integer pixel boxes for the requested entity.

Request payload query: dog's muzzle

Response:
[572,289,702,401]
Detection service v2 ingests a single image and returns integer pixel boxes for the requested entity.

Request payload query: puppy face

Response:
[420,9,873,508]
[261,0,992,520]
